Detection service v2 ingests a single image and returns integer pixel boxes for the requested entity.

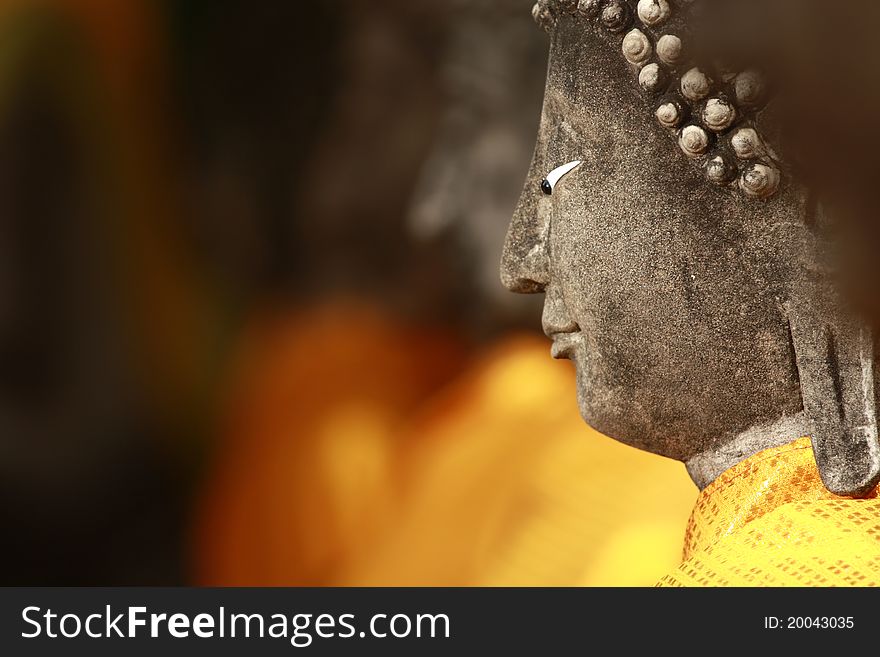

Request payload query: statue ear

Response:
[787,304,880,496]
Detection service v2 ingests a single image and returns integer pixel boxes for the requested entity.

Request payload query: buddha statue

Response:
[501,0,880,585]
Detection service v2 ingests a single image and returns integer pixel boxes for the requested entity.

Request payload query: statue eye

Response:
[540,160,582,196]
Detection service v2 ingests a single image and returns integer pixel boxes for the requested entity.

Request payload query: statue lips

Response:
[542,294,580,360]
[549,332,580,360]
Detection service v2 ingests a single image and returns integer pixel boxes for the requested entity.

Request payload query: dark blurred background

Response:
[0,0,696,586]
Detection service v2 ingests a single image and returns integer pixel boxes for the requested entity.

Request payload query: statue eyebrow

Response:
[541,160,582,195]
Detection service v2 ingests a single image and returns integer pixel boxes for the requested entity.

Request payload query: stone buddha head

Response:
[501,0,880,495]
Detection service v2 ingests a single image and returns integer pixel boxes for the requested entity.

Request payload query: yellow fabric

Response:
[341,337,697,586]
[659,437,880,586]
[195,310,698,586]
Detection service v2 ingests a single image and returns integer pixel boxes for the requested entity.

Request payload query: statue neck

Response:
[685,412,813,489]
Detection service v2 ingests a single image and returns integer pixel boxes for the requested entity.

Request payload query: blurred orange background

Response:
[0,0,695,586]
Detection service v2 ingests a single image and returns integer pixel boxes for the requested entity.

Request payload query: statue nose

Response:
[500,188,550,294]
[501,240,550,294]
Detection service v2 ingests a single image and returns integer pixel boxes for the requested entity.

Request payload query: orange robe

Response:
[343,337,697,586]
[194,308,697,586]
[660,438,880,586]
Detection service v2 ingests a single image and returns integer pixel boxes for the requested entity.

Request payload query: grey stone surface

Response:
[501,1,880,495]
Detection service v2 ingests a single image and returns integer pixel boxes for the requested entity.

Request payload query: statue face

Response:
[501,15,810,463]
